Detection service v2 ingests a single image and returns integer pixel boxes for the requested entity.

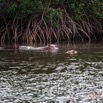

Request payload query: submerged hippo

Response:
[66,50,78,55]
[19,44,59,52]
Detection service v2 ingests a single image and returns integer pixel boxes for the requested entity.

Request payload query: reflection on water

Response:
[0,43,103,103]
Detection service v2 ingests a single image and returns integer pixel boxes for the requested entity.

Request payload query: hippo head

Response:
[48,44,59,50]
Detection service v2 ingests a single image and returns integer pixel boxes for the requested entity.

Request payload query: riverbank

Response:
[0,0,103,45]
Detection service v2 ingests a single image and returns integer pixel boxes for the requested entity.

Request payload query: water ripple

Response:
[0,48,103,102]
[0,66,103,103]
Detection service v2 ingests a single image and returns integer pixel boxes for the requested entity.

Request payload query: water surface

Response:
[0,43,103,103]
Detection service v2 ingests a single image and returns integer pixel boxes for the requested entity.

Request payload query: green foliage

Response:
[62,0,103,20]
[18,0,44,16]
[0,0,103,21]
[45,8,63,23]
[69,2,85,20]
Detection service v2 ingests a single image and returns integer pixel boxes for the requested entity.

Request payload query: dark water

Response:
[0,43,103,103]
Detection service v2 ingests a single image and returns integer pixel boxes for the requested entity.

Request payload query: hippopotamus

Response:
[19,44,59,52]
[65,50,78,55]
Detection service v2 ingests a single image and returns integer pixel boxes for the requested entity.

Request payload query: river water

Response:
[0,42,103,103]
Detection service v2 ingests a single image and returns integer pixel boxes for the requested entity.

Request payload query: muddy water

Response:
[0,43,103,103]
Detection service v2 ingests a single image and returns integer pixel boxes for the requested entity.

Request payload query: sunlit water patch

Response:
[0,69,103,103]
[0,44,103,103]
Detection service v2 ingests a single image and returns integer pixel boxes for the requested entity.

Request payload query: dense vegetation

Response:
[0,0,103,45]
